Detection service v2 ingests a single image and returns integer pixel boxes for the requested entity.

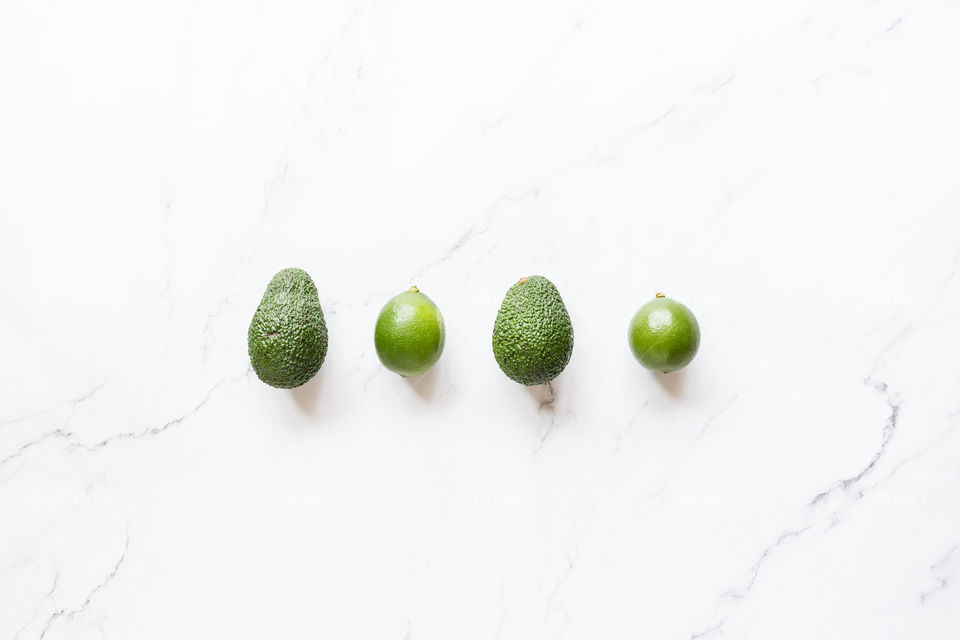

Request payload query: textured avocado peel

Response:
[248,268,328,389]
[492,275,574,386]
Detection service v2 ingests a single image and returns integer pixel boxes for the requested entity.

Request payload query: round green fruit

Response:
[374,286,445,377]
[628,293,700,373]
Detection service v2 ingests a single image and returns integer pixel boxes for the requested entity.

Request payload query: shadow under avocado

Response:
[524,379,559,454]
[525,379,557,412]
[290,366,328,416]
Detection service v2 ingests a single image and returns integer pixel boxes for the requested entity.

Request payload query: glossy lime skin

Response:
[374,287,445,377]
[628,295,700,373]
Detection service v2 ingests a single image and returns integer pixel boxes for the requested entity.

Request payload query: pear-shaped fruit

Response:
[248,268,328,388]
[492,275,573,386]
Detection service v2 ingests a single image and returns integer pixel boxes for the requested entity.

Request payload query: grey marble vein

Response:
[0,383,104,428]
[541,548,579,640]
[39,532,129,639]
[201,5,370,363]
[690,527,809,639]
[808,378,900,506]
[1,384,105,468]
[613,402,649,454]
[409,186,542,284]
[89,369,251,449]
[12,572,59,640]
[725,528,811,602]
[919,544,958,604]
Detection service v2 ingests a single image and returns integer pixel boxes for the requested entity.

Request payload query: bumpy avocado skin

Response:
[248,268,328,389]
[492,275,574,386]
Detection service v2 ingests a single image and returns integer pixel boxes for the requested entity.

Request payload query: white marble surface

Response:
[2,0,959,637]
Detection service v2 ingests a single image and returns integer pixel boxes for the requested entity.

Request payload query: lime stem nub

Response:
[655,292,665,298]
[409,285,420,293]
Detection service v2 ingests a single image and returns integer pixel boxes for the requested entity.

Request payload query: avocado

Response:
[492,275,574,386]
[248,268,328,389]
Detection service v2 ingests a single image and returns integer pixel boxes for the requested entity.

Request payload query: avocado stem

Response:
[408,285,420,293]
[518,277,529,284]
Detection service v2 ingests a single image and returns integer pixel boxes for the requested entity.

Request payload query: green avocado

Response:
[248,268,328,389]
[492,275,574,386]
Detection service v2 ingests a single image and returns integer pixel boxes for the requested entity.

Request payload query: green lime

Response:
[374,286,445,377]
[628,293,700,373]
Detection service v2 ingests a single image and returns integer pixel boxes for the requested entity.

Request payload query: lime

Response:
[375,286,445,377]
[628,293,700,373]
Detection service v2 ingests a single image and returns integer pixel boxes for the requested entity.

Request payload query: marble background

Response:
[2,0,959,638]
